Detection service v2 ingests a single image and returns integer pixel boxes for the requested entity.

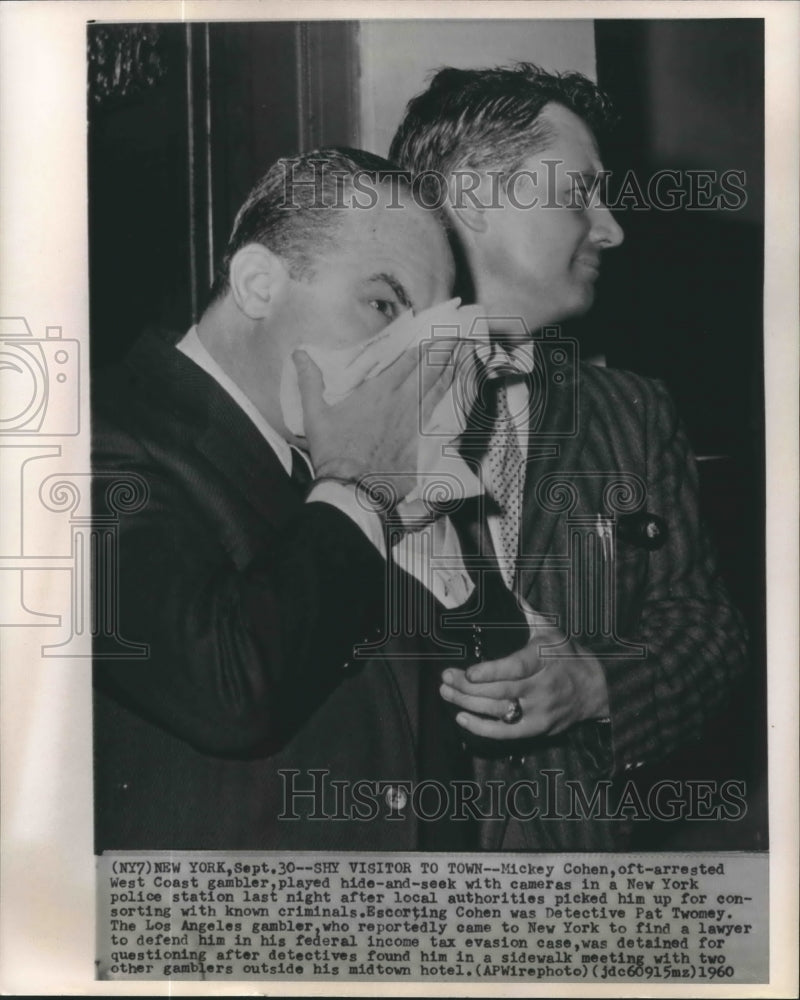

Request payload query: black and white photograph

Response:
[89,15,767,854]
[0,1,797,995]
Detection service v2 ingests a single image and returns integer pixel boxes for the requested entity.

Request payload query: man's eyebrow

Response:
[367,272,414,312]
[567,170,610,199]
[570,169,604,184]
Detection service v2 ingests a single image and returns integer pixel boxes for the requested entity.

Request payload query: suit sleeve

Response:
[92,426,388,759]
[590,377,749,776]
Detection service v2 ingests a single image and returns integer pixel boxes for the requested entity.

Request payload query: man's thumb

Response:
[293,350,324,413]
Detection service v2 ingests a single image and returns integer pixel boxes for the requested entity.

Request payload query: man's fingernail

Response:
[442,670,453,684]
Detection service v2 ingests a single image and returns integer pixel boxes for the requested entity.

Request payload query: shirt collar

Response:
[176,325,297,477]
[475,339,535,379]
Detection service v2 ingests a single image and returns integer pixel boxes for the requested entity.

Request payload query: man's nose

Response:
[590,204,624,249]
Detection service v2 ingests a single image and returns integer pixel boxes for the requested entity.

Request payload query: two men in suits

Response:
[93,147,500,851]
[389,64,749,849]
[95,66,748,855]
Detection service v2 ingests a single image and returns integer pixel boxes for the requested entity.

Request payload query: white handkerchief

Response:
[280,298,489,508]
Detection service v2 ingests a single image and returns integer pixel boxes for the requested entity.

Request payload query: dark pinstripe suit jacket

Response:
[471,358,749,851]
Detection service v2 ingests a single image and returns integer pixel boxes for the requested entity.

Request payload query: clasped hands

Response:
[440,620,610,741]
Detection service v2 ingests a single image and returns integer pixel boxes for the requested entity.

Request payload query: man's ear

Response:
[228,243,288,320]
[445,172,491,239]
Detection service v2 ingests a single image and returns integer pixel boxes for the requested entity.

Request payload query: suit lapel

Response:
[517,365,586,600]
[127,330,302,526]
[192,401,301,526]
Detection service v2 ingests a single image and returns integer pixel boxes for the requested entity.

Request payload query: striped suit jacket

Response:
[470,355,749,851]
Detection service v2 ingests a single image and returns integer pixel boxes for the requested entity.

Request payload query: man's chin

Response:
[561,285,596,321]
[483,287,595,339]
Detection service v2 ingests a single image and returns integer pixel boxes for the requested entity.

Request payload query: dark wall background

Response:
[88,22,357,369]
[589,19,766,849]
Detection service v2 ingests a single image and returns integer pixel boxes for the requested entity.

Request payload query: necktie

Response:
[485,380,524,589]
[289,447,312,491]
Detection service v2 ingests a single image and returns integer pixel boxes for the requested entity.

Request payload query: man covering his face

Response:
[93,147,507,852]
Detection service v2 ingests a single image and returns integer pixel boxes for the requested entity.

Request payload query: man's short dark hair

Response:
[389,63,617,193]
[209,147,411,301]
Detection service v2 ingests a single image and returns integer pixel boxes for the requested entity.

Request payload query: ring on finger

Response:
[502,697,523,725]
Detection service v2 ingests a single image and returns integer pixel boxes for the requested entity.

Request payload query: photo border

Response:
[0,1,796,995]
